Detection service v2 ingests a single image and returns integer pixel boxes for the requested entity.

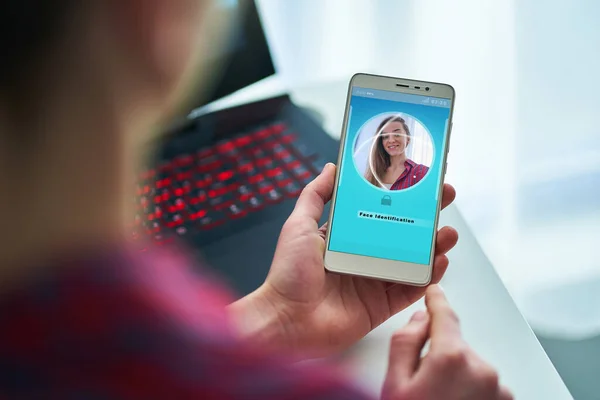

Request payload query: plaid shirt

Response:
[390,159,429,190]
[0,246,371,400]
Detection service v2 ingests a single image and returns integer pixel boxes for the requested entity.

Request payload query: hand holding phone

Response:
[234,163,458,358]
[325,73,456,285]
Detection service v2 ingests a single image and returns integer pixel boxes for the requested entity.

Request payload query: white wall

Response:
[256,0,600,335]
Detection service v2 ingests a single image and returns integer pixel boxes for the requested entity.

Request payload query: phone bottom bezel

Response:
[324,250,433,286]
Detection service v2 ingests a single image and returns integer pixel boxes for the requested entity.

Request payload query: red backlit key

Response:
[196,177,211,189]
[198,159,222,173]
[239,163,254,173]
[281,134,296,144]
[292,165,310,178]
[287,160,301,170]
[218,170,234,181]
[174,198,186,211]
[190,210,207,220]
[153,190,169,203]
[266,167,282,178]
[248,174,264,184]
[217,141,235,153]
[254,128,271,140]
[258,184,274,195]
[208,183,234,198]
[277,178,293,188]
[214,198,234,210]
[166,213,184,228]
[275,150,291,159]
[176,171,192,181]
[156,178,171,189]
[239,193,253,202]
[237,185,252,198]
[190,190,207,205]
[174,188,184,197]
[271,123,286,134]
[256,158,270,168]
[234,135,252,147]
[298,171,312,180]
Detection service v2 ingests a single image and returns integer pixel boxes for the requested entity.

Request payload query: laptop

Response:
[132,0,339,296]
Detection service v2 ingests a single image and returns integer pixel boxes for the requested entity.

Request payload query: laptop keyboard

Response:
[131,121,321,246]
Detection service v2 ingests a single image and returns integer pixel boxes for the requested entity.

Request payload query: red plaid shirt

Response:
[390,159,429,190]
[0,246,371,400]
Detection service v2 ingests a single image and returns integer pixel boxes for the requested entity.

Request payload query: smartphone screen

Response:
[328,85,452,266]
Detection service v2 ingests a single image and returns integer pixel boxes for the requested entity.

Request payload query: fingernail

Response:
[411,311,427,322]
[322,162,334,173]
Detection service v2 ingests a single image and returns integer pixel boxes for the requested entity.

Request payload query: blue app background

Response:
[328,91,451,265]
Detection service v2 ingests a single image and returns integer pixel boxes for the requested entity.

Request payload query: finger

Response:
[434,226,459,255]
[441,184,456,210]
[386,311,430,383]
[425,285,462,351]
[385,254,448,315]
[291,163,336,223]
[430,254,449,284]
[498,386,514,400]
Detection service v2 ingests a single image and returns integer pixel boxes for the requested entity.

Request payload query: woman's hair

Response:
[364,115,410,187]
[1,0,77,124]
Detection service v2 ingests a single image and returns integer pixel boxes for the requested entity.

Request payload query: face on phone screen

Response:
[328,86,452,266]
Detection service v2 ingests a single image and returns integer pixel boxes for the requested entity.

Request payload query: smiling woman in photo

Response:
[365,116,429,190]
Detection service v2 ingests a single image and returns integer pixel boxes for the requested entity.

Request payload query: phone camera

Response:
[425,87,430,91]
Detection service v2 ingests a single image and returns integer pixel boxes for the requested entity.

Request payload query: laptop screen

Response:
[189,0,275,112]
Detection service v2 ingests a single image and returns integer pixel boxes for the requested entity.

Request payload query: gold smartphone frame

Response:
[324,73,455,286]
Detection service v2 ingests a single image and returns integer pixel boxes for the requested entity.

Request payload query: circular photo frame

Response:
[353,112,434,191]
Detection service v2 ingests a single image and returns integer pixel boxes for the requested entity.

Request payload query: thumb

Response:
[291,163,336,222]
[386,311,430,385]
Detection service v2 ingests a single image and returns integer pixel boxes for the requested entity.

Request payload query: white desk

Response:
[207,78,572,399]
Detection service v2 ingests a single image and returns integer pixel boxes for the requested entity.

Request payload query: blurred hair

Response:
[364,115,410,188]
[0,0,77,123]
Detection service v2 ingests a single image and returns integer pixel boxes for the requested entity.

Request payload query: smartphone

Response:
[324,73,455,286]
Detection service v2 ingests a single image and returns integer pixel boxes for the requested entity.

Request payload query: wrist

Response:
[228,285,292,351]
